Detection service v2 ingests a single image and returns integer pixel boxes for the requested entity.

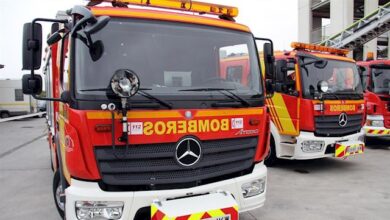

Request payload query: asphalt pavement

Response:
[0,118,389,220]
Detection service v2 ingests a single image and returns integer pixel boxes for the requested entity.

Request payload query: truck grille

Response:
[314,114,363,137]
[95,137,257,191]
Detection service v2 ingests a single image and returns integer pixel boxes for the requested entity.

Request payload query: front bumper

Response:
[364,126,390,137]
[364,115,390,137]
[65,163,267,220]
[291,130,365,160]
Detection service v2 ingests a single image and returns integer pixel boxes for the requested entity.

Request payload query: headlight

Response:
[301,140,325,153]
[76,201,124,220]
[241,178,266,198]
[366,120,384,127]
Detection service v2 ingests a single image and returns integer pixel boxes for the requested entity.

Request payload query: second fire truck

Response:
[263,42,366,165]
[358,58,390,137]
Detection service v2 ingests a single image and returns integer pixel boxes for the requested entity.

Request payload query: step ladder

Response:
[320,2,390,50]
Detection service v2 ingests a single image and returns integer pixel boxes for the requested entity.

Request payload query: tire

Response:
[53,171,65,219]
[264,136,279,167]
[0,112,10,118]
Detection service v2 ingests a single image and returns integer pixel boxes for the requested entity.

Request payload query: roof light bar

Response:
[291,42,349,56]
[88,0,239,18]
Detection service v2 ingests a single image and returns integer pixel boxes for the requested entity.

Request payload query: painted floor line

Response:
[0,134,46,159]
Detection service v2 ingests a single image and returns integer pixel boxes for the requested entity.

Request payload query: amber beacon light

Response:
[88,0,239,18]
[291,42,350,56]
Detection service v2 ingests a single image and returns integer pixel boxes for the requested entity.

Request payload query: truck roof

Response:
[90,6,251,33]
[275,50,356,63]
[357,59,390,66]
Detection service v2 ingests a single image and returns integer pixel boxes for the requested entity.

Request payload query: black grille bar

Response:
[314,114,363,137]
[95,137,258,190]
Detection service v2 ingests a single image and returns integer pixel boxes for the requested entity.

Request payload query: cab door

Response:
[267,59,300,136]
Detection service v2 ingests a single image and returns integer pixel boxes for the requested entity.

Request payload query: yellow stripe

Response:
[313,100,364,105]
[366,129,390,135]
[58,112,71,183]
[233,205,239,212]
[188,212,204,220]
[195,108,263,117]
[266,99,283,131]
[335,145,345,157]
[151,205,158,218]
[207,209,225,218]
[162,215,171,220]
[270,93,297,135]
[87,108,264,120]
[87,111,182,119]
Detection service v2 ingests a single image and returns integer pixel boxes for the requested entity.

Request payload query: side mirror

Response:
[84,16,111,35]
[263,43,275,79]
[22,23,42,70]
[265,79,274,97]
[275,60,288,83]
[47,32,62,46]
[358,66,366,75]
[22,74,42,95]
[60,91,71,103]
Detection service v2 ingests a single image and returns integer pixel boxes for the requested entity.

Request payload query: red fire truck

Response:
[222,42,366,165]
[358,58,390,137]
[263,43,366,165]
[21,1,274,219]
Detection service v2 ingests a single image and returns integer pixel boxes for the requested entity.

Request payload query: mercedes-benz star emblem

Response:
[175,138,202,167]
[339,113,348,127]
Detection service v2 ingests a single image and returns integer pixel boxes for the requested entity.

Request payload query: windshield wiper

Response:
[374,71,383,77]
[80,88,152,92]
[334,92,364,99]
[321,93,343,100]
[137,90,172,109]
[79,88,172,109]
[179,88,251,107]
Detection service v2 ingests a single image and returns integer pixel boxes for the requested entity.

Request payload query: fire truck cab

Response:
[263,43,366,165]
[20,1,274,219]
[358,59,390,137]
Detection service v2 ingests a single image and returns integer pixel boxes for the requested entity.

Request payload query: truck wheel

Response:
[0,112,9,118]
[264,136,278,167]
[53,171,65,219]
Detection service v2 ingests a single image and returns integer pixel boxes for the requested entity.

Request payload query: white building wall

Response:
[330,0,354,36]
[298,0,312,43]
[363,0,379,60]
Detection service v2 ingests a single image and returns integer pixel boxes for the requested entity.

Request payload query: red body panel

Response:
[357,60,390,128]
[62,107,269,180]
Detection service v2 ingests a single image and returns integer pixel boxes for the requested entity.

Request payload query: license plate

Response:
[204,215,231,220]
[335,142,364,158]
[346,145,363,153]
[151,192,238,220]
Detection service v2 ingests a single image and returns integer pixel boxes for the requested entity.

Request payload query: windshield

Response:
[75,18,262,103]
[371,65,390,94]
[299,57,363,99]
